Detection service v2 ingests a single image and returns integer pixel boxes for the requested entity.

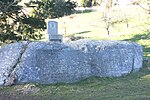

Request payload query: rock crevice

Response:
[0,40,143,85]
[3,41,30,86]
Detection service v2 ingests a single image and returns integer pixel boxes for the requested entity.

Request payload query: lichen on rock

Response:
[0,40,143,86]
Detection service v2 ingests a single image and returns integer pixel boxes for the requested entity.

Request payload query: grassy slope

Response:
[92,32,150,57]
[0,5,150,100]
[57,5,150,57]
[0,67,150,100]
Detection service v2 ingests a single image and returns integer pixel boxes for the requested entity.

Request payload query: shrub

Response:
[80,0,93,7]
[0,0,46,43]
[29,0,77,19]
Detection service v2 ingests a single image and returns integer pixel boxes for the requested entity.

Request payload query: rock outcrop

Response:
[0,40,143,85]
[0,41,29,85]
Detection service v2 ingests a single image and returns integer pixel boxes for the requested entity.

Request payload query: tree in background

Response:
[101,9,129,36]
[0,0,77,44]
[0,0,46,43]
[28,0,77,19]
[80,0,93,7]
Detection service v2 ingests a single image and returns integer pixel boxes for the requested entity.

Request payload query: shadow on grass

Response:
[0,66,150,100]
[123,33,150,56]
[65,31,91,37]
[76,9,93,14]
[75,66,150,85]
[74,31,91,35]
[64,31,91,41]
[123,33,150,42]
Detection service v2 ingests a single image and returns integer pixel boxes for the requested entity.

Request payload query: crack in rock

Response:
[4,41,30,86]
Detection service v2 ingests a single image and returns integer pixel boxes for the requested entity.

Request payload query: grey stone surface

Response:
[68,40,143,77]
[0,40,143,85]
[47,21,58,35]
[47,21,62,42]
[0,41,28,85]
[15,42,91,84]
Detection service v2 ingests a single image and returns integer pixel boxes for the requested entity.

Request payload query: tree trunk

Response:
[148,0,150,14]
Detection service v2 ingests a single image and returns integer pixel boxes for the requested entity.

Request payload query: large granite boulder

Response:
[0,40,143,85]
[0,41,29,85]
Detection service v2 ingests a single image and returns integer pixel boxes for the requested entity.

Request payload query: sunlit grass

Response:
[54,5,150,57]
[0,66,150,99]
[0,5,150,99]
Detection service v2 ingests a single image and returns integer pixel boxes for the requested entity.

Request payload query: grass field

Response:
[0,66,150,100]
[0,5,150,100]
[56,5,150,57]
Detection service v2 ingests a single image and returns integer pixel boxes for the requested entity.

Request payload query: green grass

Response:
[57,5,150,57]
[91,32,150,57]
[0,66,150,100]
[76,9,93,14]
[0,5,150,100]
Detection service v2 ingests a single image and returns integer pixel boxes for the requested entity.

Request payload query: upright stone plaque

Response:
[47,21,62,42]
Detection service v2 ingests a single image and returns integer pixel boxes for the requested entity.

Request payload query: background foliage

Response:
[28,0,77,19]
[0,0,46,43]
[0,0,77,43]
